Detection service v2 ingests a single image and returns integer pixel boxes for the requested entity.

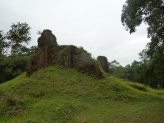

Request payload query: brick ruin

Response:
[124,74,136,82]
[97,56,110,74]
[26,29,110,78]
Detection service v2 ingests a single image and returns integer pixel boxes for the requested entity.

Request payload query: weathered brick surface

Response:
[38,30,57,49]
[97,56,110,73]
[27,29,106,78]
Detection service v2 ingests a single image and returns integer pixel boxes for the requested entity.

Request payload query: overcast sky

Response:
[0,0,150,67]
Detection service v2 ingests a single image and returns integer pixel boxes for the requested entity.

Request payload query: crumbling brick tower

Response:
[97,56,110,74]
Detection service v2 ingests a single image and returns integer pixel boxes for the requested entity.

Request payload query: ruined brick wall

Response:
[26,29,105,78]
[97,56,110,73]
[46,45,103,78]
[38,29,57,49]
[37,46,47,69]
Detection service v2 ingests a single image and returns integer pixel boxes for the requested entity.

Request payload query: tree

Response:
[138,49,150,64]
[12,45,37,56]
[121,0,164,56]
[0,30,10,55]
[130,60,141,81]
[108,60,125,79]
[0,54,30,84]
[0,22,33,83]
[1,22,31,55]
[0,46,36,84]
[124,64,132,76]
[136,49,160,88]
[121,0,164,87]
[150,45,164,87]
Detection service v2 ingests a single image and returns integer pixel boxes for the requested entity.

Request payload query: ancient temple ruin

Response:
[26,29,109,78]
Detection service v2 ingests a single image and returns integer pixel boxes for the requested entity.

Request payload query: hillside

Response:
[1,65,164,123]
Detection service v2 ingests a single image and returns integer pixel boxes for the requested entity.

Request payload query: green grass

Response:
[1,65,164,123]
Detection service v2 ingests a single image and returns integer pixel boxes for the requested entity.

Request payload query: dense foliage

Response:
[121,0,164,56]
[0,22,31,55]
[0,46,36,84]
[0,55,29,83]
[0,22,37,84]
[108,60,125,79]
[120,0,164,88]
[109,48,164,88]
[109,60,141,82]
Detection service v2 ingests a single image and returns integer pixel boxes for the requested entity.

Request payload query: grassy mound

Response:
[1,65,164,123]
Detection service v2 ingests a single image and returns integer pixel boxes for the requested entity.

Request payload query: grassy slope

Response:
[1,65,164,123]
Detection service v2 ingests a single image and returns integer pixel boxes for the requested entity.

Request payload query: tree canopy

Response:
[121,0,164,56]
[0,22,35,84]
[0,22,31,55]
